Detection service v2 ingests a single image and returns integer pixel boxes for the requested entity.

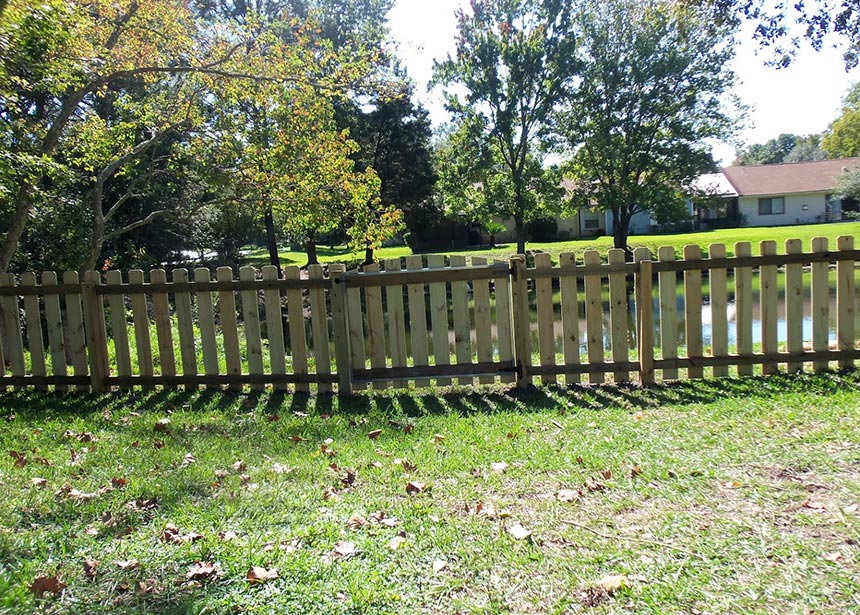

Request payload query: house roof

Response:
[692,172,738,197]
[721,157,860,197]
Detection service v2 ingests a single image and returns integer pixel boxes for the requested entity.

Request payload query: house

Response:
[718,157,860,227]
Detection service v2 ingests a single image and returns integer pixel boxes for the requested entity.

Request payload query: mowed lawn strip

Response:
[0,372,858,614]
[243,221,860,267]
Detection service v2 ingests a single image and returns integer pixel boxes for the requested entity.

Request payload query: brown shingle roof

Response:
[722,157,860,197]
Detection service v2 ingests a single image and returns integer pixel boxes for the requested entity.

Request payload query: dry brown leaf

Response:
[271,463,291,475]
[323,487,339,500]
[111,477,128,488]
[432,559,448,573]
[218,530,238,542]
[9,450,26,468]
[556,489,581,502]
[843,503,858,514]
[491,461,509,473]
[388,535,406,550]
[186,561,217,581]
[599,469,612,480]
[584,477,605,492]
[28,575,66,597]
[332,541,357,557]
[83,559,98,580]
[508,523,532,541]
[181,453,196,468]
[822,552,843,562]
[596,574,628,593]
[406,481,426,494]
[115,559,139,570]
[247,566,279,584]
[153,418,171,433]
[431,433,445,443]
[394,458,417,472]
[629,465,643,478]
[30,477,48,487]
[287,435,307,443]
[232,460,246,472]
[367,429,383,440]
[347,513,367,529]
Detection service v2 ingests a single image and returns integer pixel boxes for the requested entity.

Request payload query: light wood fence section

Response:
[0,236,858,393]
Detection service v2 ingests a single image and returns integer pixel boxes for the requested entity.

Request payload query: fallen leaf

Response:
[83,559,98,580]
[232,460,246,472]
[214,469,229,479]
[332,541,357,558]
[508,523,532,541]
[9,450,26,468]
[323,487,339,500]
[153,418,171,433]
[431,434,445,444]
[272,463,291,475]
[596,574,628,593]
[406,481,426,494]
[584,477,605,492]
[432,559,448,573]
[136,581,154,594]
[181,454,196,468]
[719,480,743,490]
[30,477,48,487]
[341,470,356,487]
[394,458,417,472]
[599,469,612,480]
[491,461,509,473]
[218,530,238,542]
[186,561,217,581]
[347,513,367,529]
[287,435,307,443]
[388,535,406,550]
[629,465,642,478]
[556,489,581,502]
[28,575,66,597]
[367,429,383,440]
[321,444,336,458]
[822,552,843,562]
[115,559,139,570]
[247,566,279,584]
[403,423,414,434]
[111,477,128,488]
[153,440,165,450]
[375,449,392,458]
[843,503,858,514]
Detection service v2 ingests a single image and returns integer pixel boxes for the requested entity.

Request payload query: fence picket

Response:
[472,257,494,385]
[406,255,430,386]
[784,239,804,373]
[194,267,220,387]
[240,266,264,389]
[534,252,557,385]
[21,272,46,388]
[583,250,605,384]
[262,266,287,390]
[559,252,580,385]
[811,237,829,372]
[450,255,472,385]
[608,249,629,383]
[759,241,778,375]
[734,242,753,376]
[683,245,703,379]
[658,247,678,380]
[105,271,131,379]
[708,244,729,378]
[308,264,331,393]
[42,272,67,389]
[217,266,242,389]
[837,235,855,370]
[633,248,654,385]
[284,266,309,393]
[63,271,89,391]
[384,258,408,388]
[428,255,451,386]
[172,269,198,378]
[364,262,387,387]
[346,269,367,391]
[150,269,176,379]
[82,271,109,393]
[495,260,515,384]
[0,274,26,384]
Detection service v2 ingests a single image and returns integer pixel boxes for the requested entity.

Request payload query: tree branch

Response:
[104,209,167,241]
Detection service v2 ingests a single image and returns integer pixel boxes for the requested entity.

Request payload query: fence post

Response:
[633,248,654,386]
[82,270,109,393]
[329,263,353,395]
[837,236,856,370]
[510,255,532,388]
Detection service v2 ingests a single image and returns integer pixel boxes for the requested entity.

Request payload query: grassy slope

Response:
[244,221,860,267]
[1,373,859,614]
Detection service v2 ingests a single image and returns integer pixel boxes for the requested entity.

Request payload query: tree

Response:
[337,88,436,262]
[735,133,826,165]
[432,0,579,254]
[822,82,860,158]
[558,0,738,252]
[836,166,860,199]
[692,0,860,69]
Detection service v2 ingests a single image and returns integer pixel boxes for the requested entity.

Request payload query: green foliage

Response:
[432,0,579,253]
[560,0,738,250]
[735,133,827,165]
[822,82,860,158]
[835,166,860,200]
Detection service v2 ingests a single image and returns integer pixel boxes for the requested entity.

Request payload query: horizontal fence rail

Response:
[0,236,857,393]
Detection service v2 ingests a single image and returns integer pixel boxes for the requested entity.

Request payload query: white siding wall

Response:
[739,192,829,227]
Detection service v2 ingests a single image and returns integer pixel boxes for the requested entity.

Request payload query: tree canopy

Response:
[735,133,827,165]
[822,82,860,158]
[559,0,738,251]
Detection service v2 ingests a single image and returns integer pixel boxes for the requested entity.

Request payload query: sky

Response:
[386,0,860,166]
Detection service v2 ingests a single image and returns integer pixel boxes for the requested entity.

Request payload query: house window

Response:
[758,197,785,215]
[582,212,600,229]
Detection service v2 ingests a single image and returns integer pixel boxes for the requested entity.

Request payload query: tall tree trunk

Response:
[305,238,319,266]
[264,206,282,275]
[364,244,374,265]
[612,210,631,253]
[85,216,106,272]
[0,184,34,272]
[514,212,526,255]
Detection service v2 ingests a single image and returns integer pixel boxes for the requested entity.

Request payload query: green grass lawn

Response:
[244,221,860,267]
[2,372,859,614]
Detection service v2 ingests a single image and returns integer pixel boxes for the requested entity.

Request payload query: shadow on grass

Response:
[1,370,857,421]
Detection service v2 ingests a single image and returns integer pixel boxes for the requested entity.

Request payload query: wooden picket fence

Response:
[0,237,858,394]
